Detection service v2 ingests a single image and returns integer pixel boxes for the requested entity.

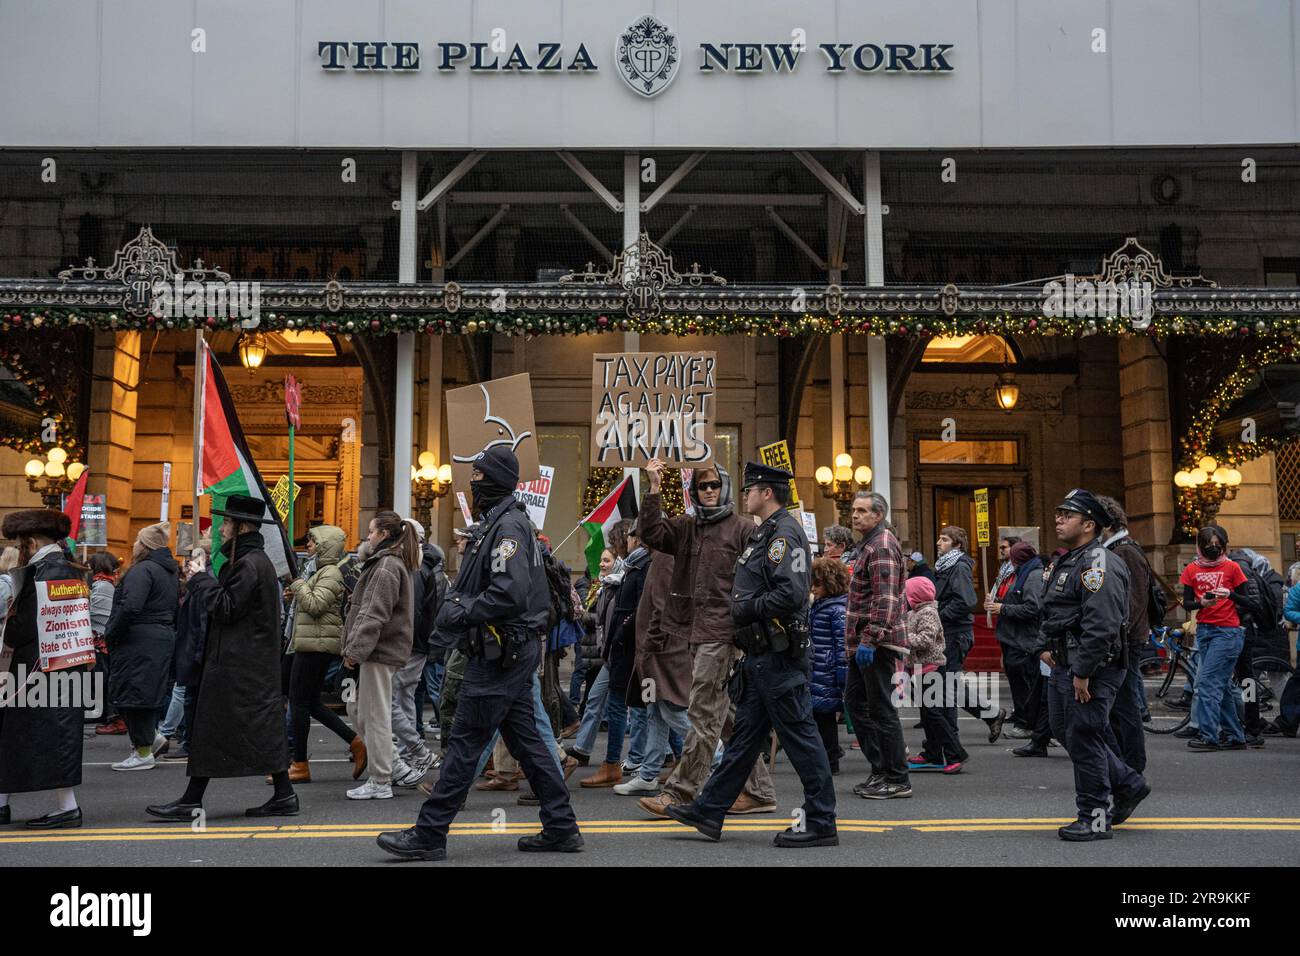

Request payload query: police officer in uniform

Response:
[665,462,837,847]
[1036,489,1151,842]
[376,447,582,861]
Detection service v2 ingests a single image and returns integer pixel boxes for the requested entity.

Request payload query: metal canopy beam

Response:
[640,152,707,213]
[766,206,828,271]
[414,152,486,213]
[560,205,614,262]
[794,151,865,216]
[555,151,624,213]
[447,191,824,207]
[656,206,696,247]
[445,205,510,270]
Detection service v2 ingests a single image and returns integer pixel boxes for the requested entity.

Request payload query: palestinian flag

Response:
[581,476,639,578]
[197,340,296,578]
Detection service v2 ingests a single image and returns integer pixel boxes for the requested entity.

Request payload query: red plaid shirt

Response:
[844,524,907,653]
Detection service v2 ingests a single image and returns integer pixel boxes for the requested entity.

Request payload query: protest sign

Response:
[758,440,801,509]
[800,511,819,553]
[36,579,95,672]
[514,465,555,529]
[76,494,107,548]
[446,374,540,493]
[591,351,716,467]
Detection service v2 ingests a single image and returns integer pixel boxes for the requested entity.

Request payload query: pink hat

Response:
[905,575,936,607]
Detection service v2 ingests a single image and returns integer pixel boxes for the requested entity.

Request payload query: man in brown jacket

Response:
[636,458,777,817]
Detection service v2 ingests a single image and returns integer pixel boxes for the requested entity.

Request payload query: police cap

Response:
[741,460,793,489]
[1055,488,1110,532]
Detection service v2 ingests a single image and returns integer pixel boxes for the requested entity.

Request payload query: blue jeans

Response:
[569,646,587,705]
[415,659,443,731]
[1191,625,1246,744]
[638,701,692,782]
[475,670,562,776]
[158,682,187,738]
[602,683,630,765]
[572,664,611,756]
[626,704,649,765]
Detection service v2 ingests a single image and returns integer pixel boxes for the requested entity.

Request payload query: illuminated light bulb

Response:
[1189,469,1208,484]
[66,462,85,481]
[44,460,64,478]
[47,447,67,464]
[1197,456,1217,473]
[437,464,453,484]
[834,453,853,470]
[24,458,44,478]
[418,451,436,469]
[854,465,873,486]
[814,466,833,486]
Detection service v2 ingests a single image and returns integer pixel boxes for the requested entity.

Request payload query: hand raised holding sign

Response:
[646,457,665,494]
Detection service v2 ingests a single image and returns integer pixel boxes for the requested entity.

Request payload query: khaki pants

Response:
[662,642,775,805]
[347,661,397,785]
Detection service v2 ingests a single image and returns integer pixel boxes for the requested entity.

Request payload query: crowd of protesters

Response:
[0,471,1297,831]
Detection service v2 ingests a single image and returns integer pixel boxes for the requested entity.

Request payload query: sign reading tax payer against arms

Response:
[591,351,716,467]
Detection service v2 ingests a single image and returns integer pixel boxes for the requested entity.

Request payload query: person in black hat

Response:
[665,460,838,848]
[147,493,299,821]
[1033,488,1150,841]
[0,509,87,829]
[376,446,583,861]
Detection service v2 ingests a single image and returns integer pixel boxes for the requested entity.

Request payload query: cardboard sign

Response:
[36,579,95,672]
[76,494,107,548]
[271,474,302,522]
[974,487,991,546]
[800,511,819,553]
[591,351,716,467]
[758,439,801,509]
[514,465,555,529]
[446,373,540,494]
[455,492,474,526]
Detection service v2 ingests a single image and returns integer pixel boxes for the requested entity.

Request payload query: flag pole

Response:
[192,329,205,551]
[551,520,584,554]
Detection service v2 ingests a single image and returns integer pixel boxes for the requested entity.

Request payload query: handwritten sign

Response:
[800,511,819,553]
[446,374,540,495]
[758,439,801,509]
[591,351,716,467]
[514,465,555,529]
[974,487,990,547]
[271,474,302,522]
[36,579,95,672]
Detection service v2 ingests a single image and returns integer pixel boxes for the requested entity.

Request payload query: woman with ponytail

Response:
[340,511,418,799]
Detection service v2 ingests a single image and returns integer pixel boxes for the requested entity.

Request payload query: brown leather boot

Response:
[288,760,311,784]
[349,738,367,780]
[580,761,624,788]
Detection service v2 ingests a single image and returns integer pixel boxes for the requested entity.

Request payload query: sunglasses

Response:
[695,480,722,491]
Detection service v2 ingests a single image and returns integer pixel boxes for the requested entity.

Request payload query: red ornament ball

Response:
[371,319,382,331]
[597,315,609,328]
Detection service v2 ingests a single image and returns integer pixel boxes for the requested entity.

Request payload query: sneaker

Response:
[941,761,964,775]
[111,752,155,772]
[851,773,885,796]
[613,775,661,796]
[620,760,641,776]
[907,758,947,772]
[1187,738,1221,751]
[1244,734,1266,749]
[161,746,190,761]
[392,759,425,788]
[347,779,394,800]
[1172,725,1199,739]
[152,735,170,757]
[517,790,540,807]
[857,781,912,800]
[1003,724,1032,739]
[410,750,438,775]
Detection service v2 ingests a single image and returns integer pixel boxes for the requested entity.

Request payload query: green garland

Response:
[5,308,1300,338]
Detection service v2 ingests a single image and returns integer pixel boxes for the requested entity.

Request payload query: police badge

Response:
[497,537,518,560]
[1081,568,1105,592]
[616,15,679,97]
[767,538,788,564]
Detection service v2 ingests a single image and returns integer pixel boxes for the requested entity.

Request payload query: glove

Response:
[855,643,875,668]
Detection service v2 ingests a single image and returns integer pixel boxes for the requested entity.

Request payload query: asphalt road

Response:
[4,688,1298,867]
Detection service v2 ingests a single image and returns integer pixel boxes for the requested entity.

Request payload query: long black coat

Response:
[0,546,85,793]
[105,547,178,710]
[173,570,212,687]
[186,532,288,778]
[609,550,650,707]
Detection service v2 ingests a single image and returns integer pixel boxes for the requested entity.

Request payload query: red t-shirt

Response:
[1179,560,1248,628]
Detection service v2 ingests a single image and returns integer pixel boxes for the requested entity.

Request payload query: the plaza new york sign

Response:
[317,15,953,96]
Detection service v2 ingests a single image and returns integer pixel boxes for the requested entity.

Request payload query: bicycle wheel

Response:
[1247,656,1296,712]
[1145,656,1192,735]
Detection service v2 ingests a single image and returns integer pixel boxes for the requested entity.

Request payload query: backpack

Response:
[1237,560,1283,632]
[1114,538,1167,630]
[541,552,578,632]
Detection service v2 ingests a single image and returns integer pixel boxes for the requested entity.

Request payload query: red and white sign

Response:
[36,578,95,672]
[284,373,303,429]
[514,465,555,529]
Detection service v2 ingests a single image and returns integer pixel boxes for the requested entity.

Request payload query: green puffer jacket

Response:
[288,525,347,654]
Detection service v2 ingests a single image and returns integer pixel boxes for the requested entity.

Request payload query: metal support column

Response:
[394,150,417,516]
[864,151,889,496]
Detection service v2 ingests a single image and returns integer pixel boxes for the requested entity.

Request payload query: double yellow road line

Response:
[3,817,1298,845]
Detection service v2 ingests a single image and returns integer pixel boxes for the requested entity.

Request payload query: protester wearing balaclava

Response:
[470,446,520,516]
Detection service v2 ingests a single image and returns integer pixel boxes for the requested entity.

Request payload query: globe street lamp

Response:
[814,452,873,527]
[1174,455,1243,524]
[411,451,453,529]
[25,447,85,509]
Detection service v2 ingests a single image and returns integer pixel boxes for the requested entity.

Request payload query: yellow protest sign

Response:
[974,487,990,546]
[758,440,800,509]
[271,474,301,522]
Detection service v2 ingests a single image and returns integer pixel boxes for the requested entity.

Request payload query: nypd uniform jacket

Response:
[1035,536,1131,678]
[433,497,550,647]
[732,507,810,631]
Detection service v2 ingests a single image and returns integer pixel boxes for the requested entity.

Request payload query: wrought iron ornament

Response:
[561,232,725,322]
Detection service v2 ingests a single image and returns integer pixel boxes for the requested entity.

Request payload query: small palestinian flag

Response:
[197,340,296,578]
[581,476,639,578]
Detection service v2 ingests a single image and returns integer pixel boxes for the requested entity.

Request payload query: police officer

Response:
[376,447,582,861]
[1036,489,1151,841]
[665,462,837,847]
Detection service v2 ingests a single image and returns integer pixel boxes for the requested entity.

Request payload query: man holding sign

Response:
[0,509,91,829]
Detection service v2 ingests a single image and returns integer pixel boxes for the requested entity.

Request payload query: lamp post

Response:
[994,338,1019,413]
[411,451,453,530]
[237,331,268,372]
[814,452,873,527]
[24,447,85,509]
[1174,455,1243,525]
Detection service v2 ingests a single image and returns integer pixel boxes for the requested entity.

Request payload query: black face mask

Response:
[1201,544,1223,560]
[470,477,512,515]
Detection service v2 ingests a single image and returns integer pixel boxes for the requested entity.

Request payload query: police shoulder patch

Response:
[1081,567,1105,593]
[497,537,518,560]
[767,538,788,564]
